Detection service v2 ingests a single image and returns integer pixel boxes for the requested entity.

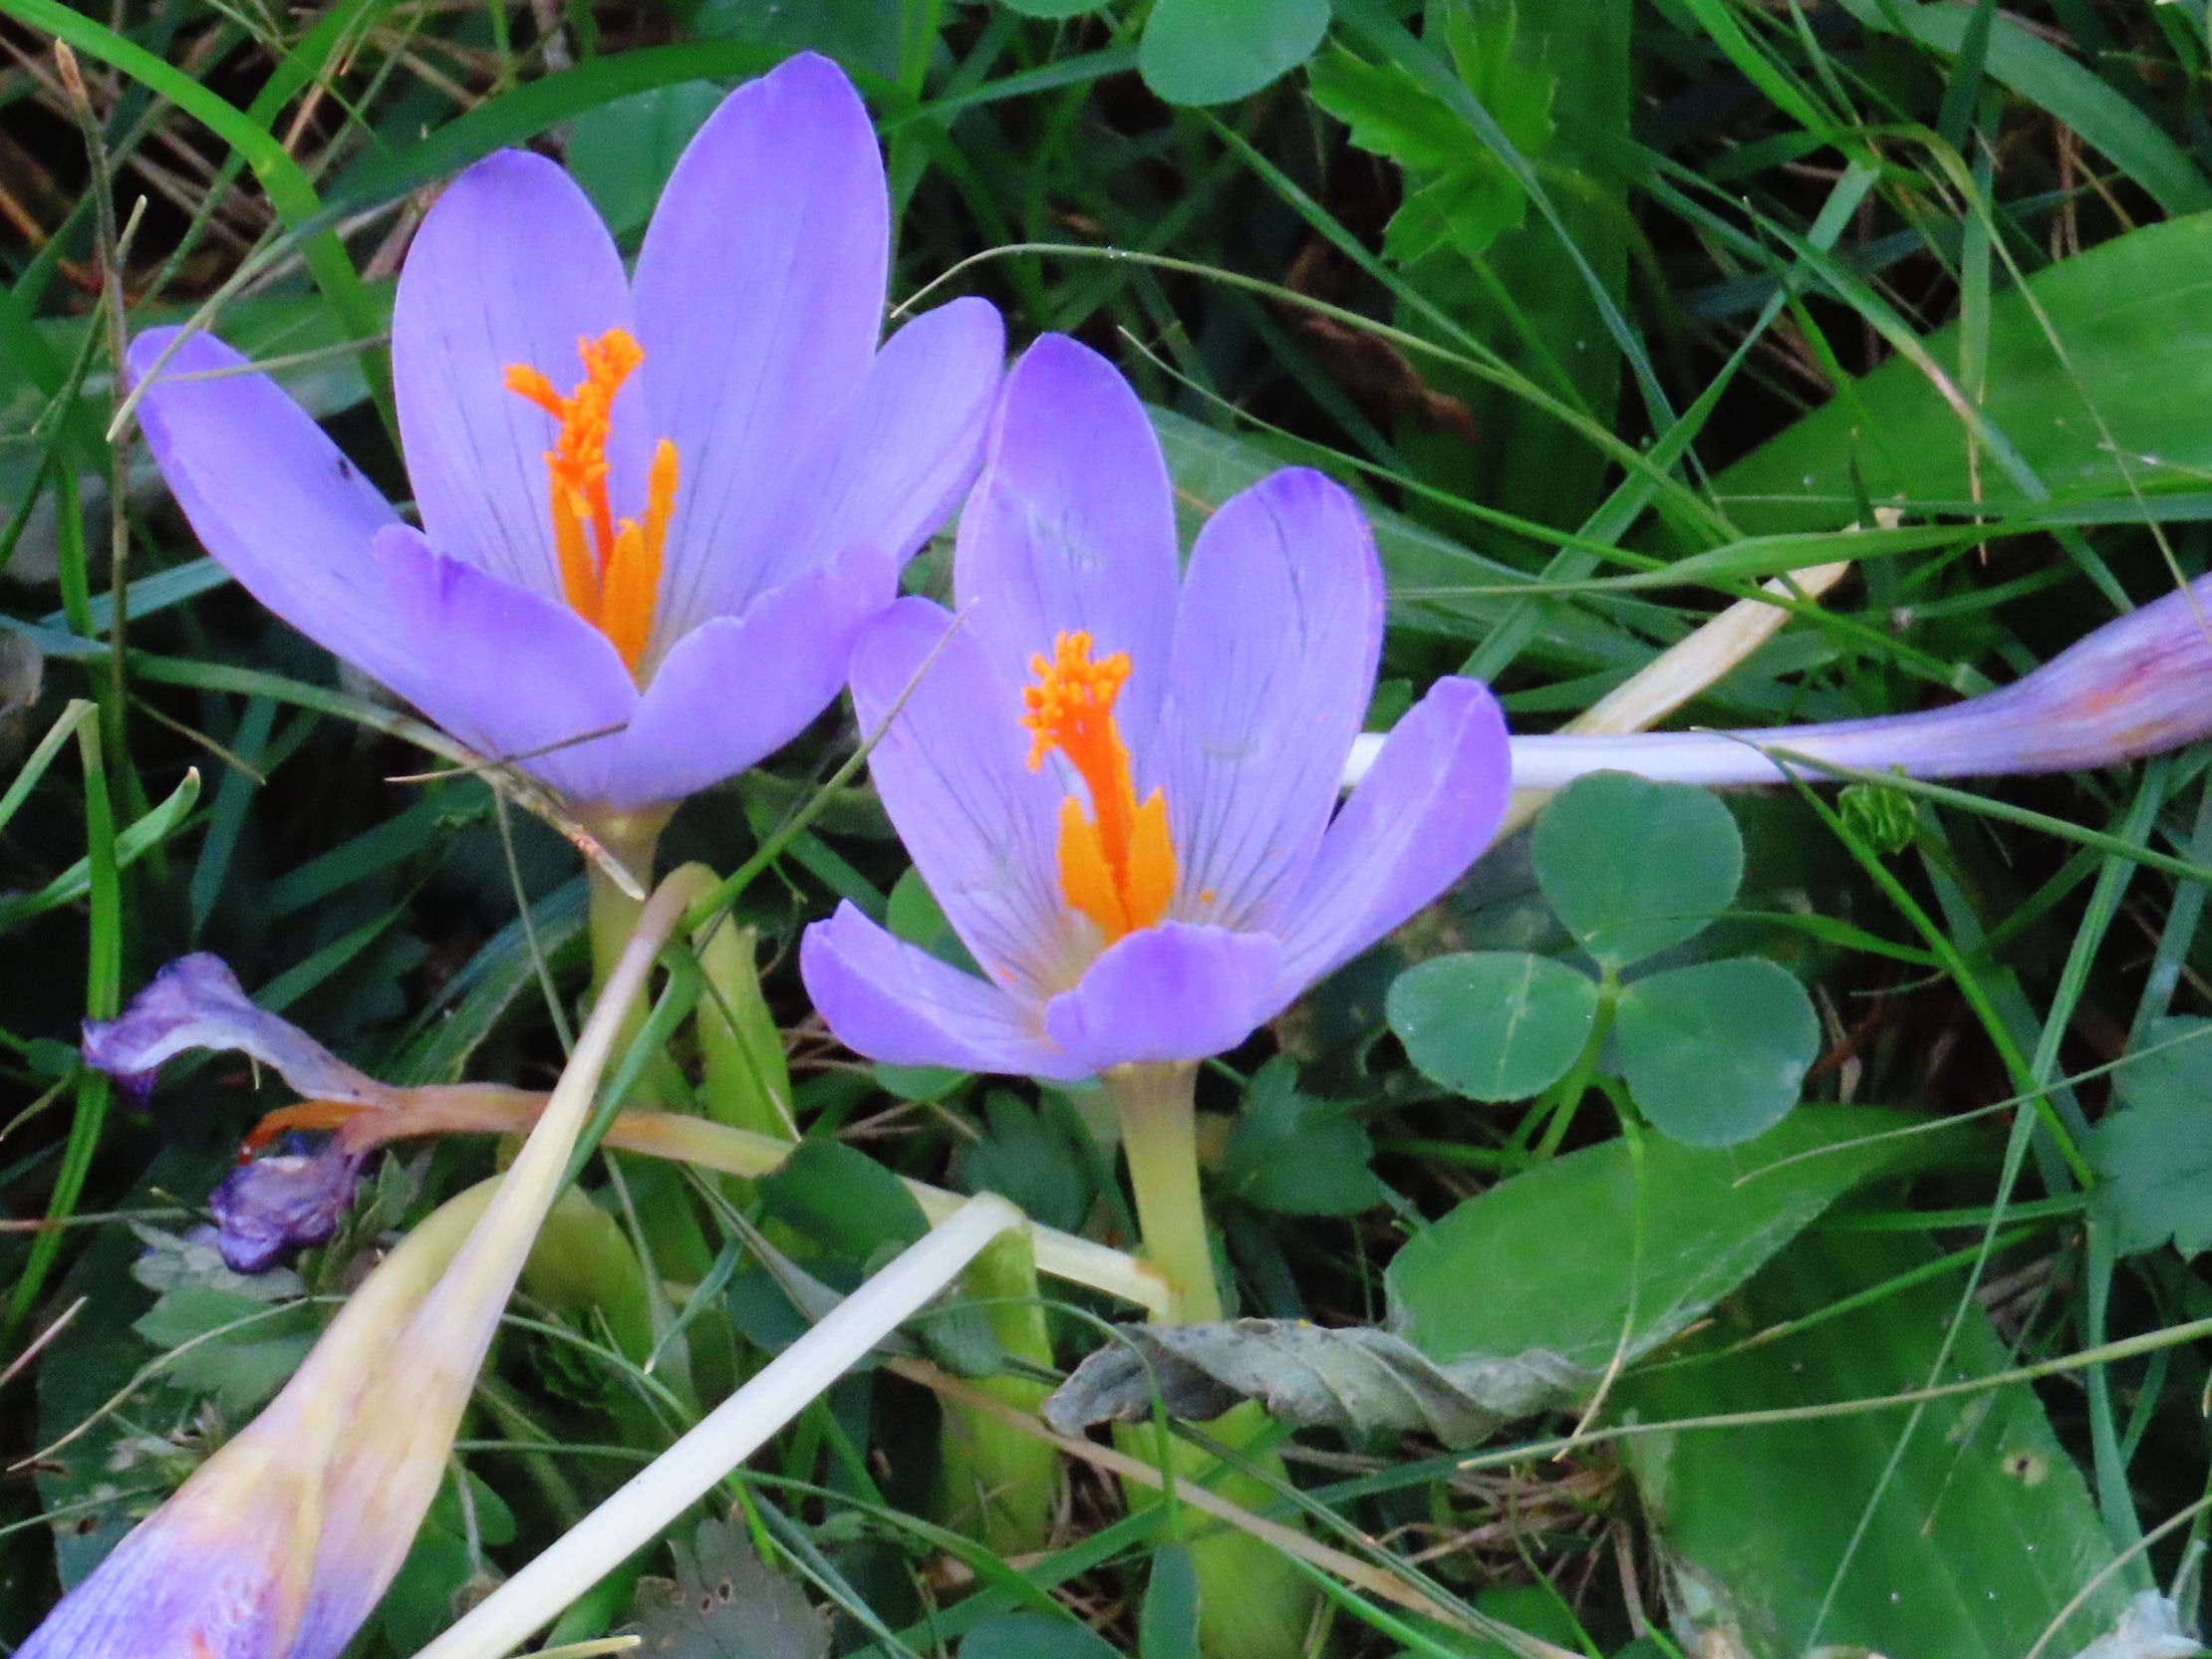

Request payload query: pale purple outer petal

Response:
[1274,677,1513,992]
[801,903,1083,1080]
[851,598,1080,997]
[209,1147,364,1273]
[1508,568,2212,789]
[128,329,418,695]
[597,544,898,808]
[1158,468,1382,934]
[81,954,391,1108]
[374,526,640,803]
[635,51,891,639]
[762,295,1005,595]
[954,335,1181,758]
[1042,923,1284,1073]
[14,1493,295,1659]
[393,148,641,598]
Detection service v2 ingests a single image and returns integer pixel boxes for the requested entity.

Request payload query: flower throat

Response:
[504,328,676,679]
[1020,631,1176,944]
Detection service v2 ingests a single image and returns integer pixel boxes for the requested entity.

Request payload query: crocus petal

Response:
[851,598,1082,998]
[81,953,391,1108]
[762,295,1005,598]
[801,903,1083,1080]
[13,1475,302,1658]
[375,526,640,804]
[210,1145,364,1274]
[128,329,418,695]
[596,544,898,809]
[1042,922,1285,1073]
[393,148,641,599]
[1504,571,2212,790]
[953,335,1181,755]
[635,52,890,637]
[1159,468,1382,934]
[1275,677,1513,992]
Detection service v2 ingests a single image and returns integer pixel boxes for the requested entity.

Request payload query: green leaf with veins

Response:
[1308,1,1554,263]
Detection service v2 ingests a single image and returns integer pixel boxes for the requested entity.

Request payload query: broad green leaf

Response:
[1387,951,1600,1101]
[1220,1056,1387,1216]
[2091,1015,2212,1255]
[1138,0,1330,106]
[1387,1106,1941,1369]
[1614,958,1820,1147]
[1715,212,2212,533]
[565,83,723,238]
[1531,773,1744,968]
[998,0,1105,13]
[1616,1232,2137,1657]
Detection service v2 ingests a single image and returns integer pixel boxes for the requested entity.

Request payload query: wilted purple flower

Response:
[129,53,1002,811]
[85,954,391,1270]
[208,1143,365,1274]
[799,337,1513,1080]
[1375,573,2212,793]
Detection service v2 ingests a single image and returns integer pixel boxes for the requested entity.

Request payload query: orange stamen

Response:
[502,330,678,680]
[1020,631,1177,943]
[238,1100,371,1161]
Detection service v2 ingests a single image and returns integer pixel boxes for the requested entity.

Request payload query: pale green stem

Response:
[581,807,671,995]
[1103,1061,1222,1324]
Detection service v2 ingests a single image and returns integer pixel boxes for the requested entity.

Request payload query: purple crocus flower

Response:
[129,53,1002,811]
[798,336,1513,1081]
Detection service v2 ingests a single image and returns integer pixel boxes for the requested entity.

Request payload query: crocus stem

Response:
[581,806,672,1007]
[413,1193,1026,1659]
[1101,1066,1318,1659]
[1103,1061,1222,1324]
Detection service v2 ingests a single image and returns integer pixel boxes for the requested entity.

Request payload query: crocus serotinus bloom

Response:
[798,335,1514,1081]
[129,53,1001,812]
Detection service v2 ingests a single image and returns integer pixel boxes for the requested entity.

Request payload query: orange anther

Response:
[1020,632,1176,942]
[504,329,673,680]
[238,1100,369,1161]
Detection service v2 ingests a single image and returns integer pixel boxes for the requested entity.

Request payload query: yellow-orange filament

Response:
[1019,631,1176,943]
[503,329,677,679]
